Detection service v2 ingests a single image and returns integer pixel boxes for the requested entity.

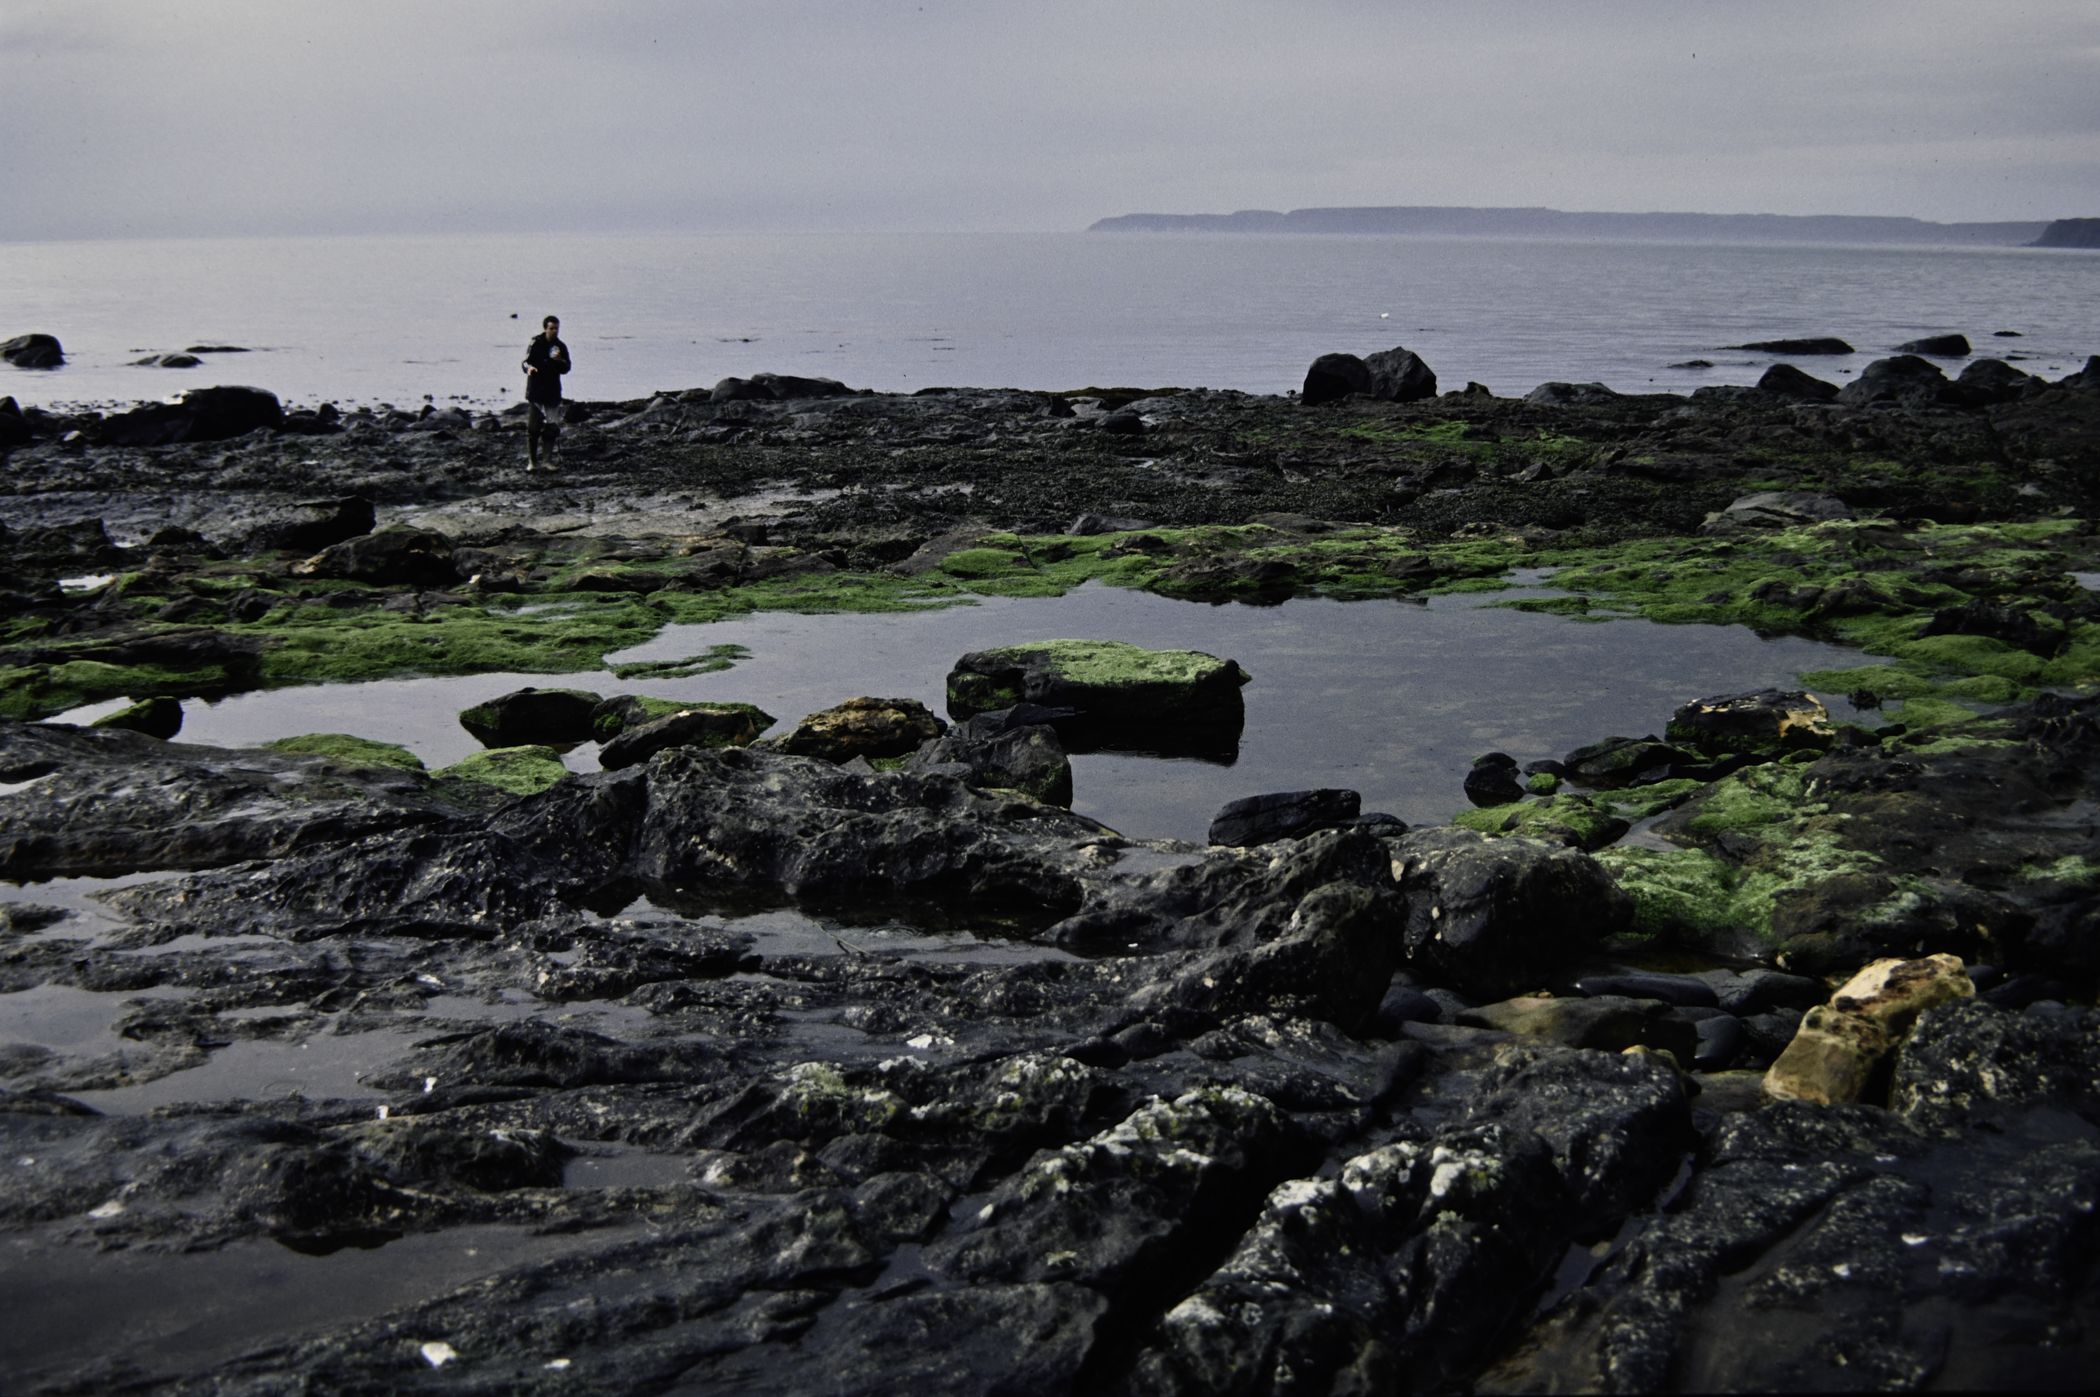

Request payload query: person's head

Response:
[542,316,560,338]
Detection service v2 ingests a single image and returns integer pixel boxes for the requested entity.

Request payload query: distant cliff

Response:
[2030,218,2100,249]
[1087,205,2050,246]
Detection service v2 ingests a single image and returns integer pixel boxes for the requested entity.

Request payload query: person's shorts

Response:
[528,400,565,433]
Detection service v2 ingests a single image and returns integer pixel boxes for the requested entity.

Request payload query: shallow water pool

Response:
[78,582,1878,843]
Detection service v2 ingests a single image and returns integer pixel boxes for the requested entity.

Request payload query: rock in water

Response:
[1895,333,1971,357]
[457,687,605,747]
[1463,752,1527,807]
[292,525,457,587]
[1735,336,1854,354]
[88,696,184,740]
[945,640,1249,753]
[1665,688,1835,759]
[1301,352,1372,405]
[905,718,1074,806]
[1208,788,1362,846]
[1953,357,2041,405]
[597,704,774,769]
[772,696,946,762]
[1755,362,1840,400]
[0,332,64,368]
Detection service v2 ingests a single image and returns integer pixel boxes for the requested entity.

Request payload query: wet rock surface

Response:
[4,365,2100,1391]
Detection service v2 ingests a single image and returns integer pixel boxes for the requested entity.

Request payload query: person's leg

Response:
[527,401,544,468]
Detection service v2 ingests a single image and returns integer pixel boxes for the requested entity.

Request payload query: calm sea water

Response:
[2,232,2094,411]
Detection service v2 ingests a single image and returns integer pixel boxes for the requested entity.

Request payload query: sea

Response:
[1,231,2095,412]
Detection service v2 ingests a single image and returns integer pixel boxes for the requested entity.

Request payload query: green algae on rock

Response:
[946,639,1249,724]
[434,744,570,797]
[263,732,426,772]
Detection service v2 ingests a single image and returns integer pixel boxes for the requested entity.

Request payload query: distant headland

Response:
[1089,205,2099,248]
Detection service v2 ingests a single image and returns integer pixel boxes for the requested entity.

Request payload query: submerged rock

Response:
[88,694,183,740]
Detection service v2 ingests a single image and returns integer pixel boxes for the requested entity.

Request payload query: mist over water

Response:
[3,232,2094,411]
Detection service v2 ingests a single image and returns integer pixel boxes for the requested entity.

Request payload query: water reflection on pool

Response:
[148,583,1877,843]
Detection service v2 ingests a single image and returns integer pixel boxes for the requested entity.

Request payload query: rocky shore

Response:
[4,346,2100,1393]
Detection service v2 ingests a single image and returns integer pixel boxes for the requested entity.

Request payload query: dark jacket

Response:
[523,333,569,404]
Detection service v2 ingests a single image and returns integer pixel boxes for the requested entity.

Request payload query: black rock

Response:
[1920,597,2064,655]
[1098,410,1146,435]
[1560,735,1698,788]
[1895,332,1971,357]
[1363,345,1438,402]
[1386,826,1633,1000]
[1573,972,1719,1008]
[0,333,64,368]
[1524,382,1623,406]
[1301,352,1373,405]
[1208,788,1362,846]
[232,497,376,555]
[1068,513,1156,535]
[1836,354,1955,408]
[1755,362,1840,401]
[1463,753,1527,807]
[1735,337,1853,354]
[1372,984,1446,1034]
[458,686,604,747]
[905,720,1074,806]
[292,525,457,586]
[1953,357,2043,405]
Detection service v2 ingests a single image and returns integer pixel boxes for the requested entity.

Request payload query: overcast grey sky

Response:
[4,0,2095,242]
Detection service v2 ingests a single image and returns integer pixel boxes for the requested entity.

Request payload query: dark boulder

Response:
[709,373,854,402]
[1384,826,1632,999]
[946,641,1249,746]
[904,718,1073,806]
[1736,337,1853,354]
[0,396,28,447]
[1699,490,1853,534]
[1,333,64,368]
[1208,788,1362,847]
[1836,354,1955,408]
[1363,345,1438,402]
[133,353,201,368]
[1756,362,1840,401]
[231,497,375,555]
[98,402,200,447]
[1954,357,2043,405]
[1919,597,2065,655]
[597,703,775,770]
[182,385,285,438]
[1301,352,1373,405]
[1895,332,1971,357]
[458,687,604,747]
[1573,971,1718,1007]
[1560,734,1701,788]
[1524,381,1623,406]
[1098,409,1146,435]
[1463,752,1527,807]
[291,526,456,587]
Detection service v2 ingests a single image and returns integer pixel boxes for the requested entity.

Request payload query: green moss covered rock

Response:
[435,745,569,796]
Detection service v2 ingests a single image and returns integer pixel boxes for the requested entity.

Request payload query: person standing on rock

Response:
[523,315,570,471]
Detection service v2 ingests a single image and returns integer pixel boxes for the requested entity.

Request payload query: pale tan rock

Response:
[773,696,945,762]
[1762,1005,1893,1105]
[1829,953,1973,1035]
